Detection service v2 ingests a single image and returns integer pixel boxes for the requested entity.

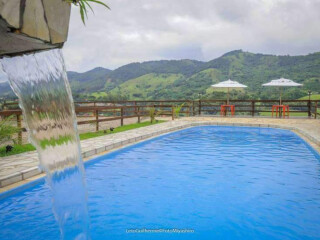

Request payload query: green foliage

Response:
[148,107,162,123]
[148,107,156,123]
[91,92,107,98]
[173,103,185,118]
[66,0,110,24]
[0,116,20,145]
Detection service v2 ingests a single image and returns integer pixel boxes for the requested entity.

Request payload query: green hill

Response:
[109,73,184,100]
[68,67,112,94]
[1,50,320,101]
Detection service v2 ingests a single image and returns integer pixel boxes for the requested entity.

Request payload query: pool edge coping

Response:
[0,121,319,198]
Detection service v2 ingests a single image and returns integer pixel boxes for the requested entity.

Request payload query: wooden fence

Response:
[72,99,318,117]
[0,99,319,144]
[0,104,176,145]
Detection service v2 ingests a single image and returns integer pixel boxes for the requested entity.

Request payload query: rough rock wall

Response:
[0,0,71,56]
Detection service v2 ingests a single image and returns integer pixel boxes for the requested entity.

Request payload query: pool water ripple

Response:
[1,126,320,240]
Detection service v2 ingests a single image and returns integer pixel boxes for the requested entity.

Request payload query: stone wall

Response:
[0,0,71,56]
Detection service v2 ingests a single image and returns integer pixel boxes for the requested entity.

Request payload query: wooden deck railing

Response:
[1,99,319,144]
[74,99,318,117]
[2,99,319,116]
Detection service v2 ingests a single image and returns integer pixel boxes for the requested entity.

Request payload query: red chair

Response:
[221,105,235,116]
[272,105,289,118]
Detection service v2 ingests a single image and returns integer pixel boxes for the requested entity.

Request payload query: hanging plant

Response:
[66,0,110,24]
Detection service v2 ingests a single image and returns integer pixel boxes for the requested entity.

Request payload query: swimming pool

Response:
[1,126,320,240]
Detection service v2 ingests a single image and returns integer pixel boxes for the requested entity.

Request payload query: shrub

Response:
[0,116,20,145]
[148,107,161,123]
[173,103,185,119]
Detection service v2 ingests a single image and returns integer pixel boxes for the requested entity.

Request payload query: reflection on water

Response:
[1,49,90,239]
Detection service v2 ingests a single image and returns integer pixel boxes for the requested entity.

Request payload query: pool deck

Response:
[0,116,319,192]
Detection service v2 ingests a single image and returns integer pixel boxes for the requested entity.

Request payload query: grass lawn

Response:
[259,112,309,117]
[0,120,166,157]
[0,144,35,157]
[298,94,320,100]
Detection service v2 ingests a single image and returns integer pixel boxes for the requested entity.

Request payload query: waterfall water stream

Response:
[1,49,90,240]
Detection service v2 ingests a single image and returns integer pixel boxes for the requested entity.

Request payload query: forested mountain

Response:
[1,50,320,100]
[68,67,112,93]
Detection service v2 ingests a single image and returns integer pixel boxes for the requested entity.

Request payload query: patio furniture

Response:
[211,80,247,105]
[221,104,235,116]
[272,105,289,118]
[262,78,302,105]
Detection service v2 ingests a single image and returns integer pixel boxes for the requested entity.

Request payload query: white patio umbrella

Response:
[211,79,247,104]
[262,78,302,105]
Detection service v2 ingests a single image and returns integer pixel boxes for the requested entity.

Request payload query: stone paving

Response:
[0,116,319,191]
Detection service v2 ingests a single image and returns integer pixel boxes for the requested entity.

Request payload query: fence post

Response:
[121,107,124,126]
[17,114,22,144]
[251,100,255,117]
[137,106,140,123]
[95,110,99,132]
[198,100,201,115]
[172,105,174,120]
[308,100,311,117]
[192,101,195,116]
[187,104,190,117]
[160,102,163,117]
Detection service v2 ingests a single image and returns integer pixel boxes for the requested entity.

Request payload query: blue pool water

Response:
[1,126,320,240]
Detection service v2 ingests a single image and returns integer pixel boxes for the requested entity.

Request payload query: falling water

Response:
[0,49,90,240]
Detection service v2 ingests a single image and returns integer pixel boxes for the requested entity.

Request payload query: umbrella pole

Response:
[280,87,282,105]
[227,88,230,105]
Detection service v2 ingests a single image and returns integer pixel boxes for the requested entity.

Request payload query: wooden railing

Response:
[197,99,319,117]
[2,99,319,116]
[0,99,319,144]
[0,104,177,144]
[75,104,177,131]
[75,99,318,117]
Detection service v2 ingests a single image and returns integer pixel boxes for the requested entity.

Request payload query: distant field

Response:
[259,108,319,117]
[92,92,108,98]
[259,112,309,117]
[298,94,320,100]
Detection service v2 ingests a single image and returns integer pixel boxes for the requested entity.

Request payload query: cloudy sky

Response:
[1,0,320,81]
[62,0,320,72]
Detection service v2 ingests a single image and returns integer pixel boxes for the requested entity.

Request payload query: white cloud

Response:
[1,0,320,77]
[61,0,320,72]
